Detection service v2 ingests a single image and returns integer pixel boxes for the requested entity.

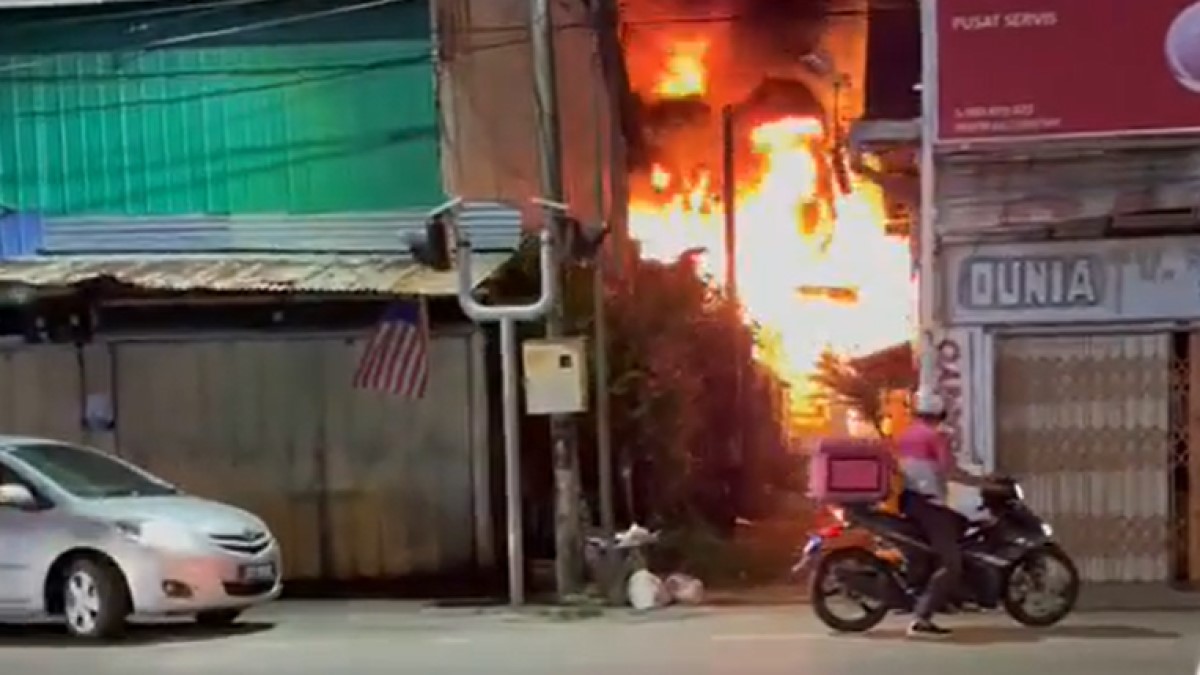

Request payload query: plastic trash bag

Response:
[615,524,659,550]
[627,570,670,611]
[664,573,705,605]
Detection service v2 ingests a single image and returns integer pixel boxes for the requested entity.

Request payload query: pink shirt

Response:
[896,420,952,467]
[895,419,952,499]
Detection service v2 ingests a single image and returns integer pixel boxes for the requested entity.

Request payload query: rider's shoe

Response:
[906,619,952,639]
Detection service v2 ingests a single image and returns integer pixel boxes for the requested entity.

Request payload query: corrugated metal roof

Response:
[0,21,441,215]
[0,253,513,296]
[37,201,524,256]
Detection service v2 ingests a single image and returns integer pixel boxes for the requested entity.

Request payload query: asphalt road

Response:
[0,603,1197,674]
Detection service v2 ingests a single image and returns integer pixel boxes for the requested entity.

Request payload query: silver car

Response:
[0,435,282,639]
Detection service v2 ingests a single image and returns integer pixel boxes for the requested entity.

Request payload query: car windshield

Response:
[9,443,178,499]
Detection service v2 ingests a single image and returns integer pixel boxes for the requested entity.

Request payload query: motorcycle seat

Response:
[855,508,926,541]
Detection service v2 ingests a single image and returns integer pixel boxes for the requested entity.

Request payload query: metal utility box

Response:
[522,337,588,415]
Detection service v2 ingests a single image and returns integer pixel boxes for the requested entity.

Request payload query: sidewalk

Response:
[1078,583,1200,611]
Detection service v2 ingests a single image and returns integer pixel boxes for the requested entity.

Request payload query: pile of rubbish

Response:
[586,524,705,611]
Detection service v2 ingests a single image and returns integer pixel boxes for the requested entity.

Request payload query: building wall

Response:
[0,329,493,582]
[939,235,1200,583]
[434,0,620,227]
[0,0,443,216]
[934,146,1200,238]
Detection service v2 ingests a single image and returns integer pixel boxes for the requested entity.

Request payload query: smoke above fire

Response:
[618,0,912,428]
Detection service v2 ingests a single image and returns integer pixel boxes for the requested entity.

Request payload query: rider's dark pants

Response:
[904,493,965,621]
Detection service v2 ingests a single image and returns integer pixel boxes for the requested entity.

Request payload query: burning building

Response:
[617,0,913,424]
[435,0,915,431]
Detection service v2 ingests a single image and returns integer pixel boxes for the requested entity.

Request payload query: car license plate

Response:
[240,563,275,582]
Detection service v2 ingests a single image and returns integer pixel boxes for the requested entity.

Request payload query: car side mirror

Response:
[0,484,36,509]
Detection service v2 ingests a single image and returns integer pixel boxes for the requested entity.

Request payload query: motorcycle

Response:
[794,477,1080,633]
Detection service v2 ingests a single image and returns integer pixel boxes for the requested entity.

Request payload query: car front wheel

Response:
[62,558,130,640]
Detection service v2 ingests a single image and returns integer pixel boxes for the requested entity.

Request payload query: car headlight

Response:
[114,520,197,551]
[1013,483,1025,501]
[1041,522,1054,537]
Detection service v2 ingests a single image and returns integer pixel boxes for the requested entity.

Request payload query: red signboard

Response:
[936,0,1200,143]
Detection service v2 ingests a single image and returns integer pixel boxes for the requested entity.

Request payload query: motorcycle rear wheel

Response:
[810,547,892,633]
[1002,543,1080,628]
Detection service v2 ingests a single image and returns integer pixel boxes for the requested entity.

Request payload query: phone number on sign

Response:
[949,103,1063,135]
[954,103,1036,120]
[951,117,1063,134]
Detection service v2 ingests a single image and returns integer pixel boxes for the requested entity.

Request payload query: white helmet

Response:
[913,390,945,416]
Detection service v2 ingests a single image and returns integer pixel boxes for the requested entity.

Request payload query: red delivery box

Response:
[809,438,894,504]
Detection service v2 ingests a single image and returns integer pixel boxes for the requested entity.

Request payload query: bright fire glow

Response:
[654,39,710,98]
[628,39,912,428]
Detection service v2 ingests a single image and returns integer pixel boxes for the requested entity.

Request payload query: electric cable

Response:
[462,1,914,34]
[0,0,414,75]
[0,34,527,117]
[0,0,280,34]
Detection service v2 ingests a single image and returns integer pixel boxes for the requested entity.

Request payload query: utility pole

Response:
[916,0,941,408]
[720,105,738,297]
[721,104,745,484]
[586,0,618,604]
[588,0,636,577]
[530,0,585,598]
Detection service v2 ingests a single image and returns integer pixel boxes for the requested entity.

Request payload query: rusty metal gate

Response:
[995,333,1178,583]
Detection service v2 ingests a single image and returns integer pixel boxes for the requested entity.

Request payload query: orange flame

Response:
[629,38,912,429]
[654,39,709,98]
[628,32,907,425]
[650,163,672,192]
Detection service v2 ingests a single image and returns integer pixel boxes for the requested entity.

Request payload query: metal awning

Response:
[0,253,513,297]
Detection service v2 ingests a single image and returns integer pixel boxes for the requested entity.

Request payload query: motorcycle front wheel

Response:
[1002,543,1080,627]
[810,547,892,633]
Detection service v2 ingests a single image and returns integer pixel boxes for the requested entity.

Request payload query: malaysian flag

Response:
[352,301,430,398]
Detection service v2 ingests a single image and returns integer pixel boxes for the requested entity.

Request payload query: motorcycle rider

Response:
[896,391,990,638]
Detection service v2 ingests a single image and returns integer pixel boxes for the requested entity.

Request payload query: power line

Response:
[0,37,526,117]
[8,55,426,117]
[461,2,912,34]
[0,38,528,117]
[0,1,518,207]
[150,0,402,49]
[0,59,412,81]
[0,0,280,34]
[0,0,413,75]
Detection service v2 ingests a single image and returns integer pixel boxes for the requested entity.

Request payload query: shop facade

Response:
[923,0,1200,587]
[936,235,1200,585]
